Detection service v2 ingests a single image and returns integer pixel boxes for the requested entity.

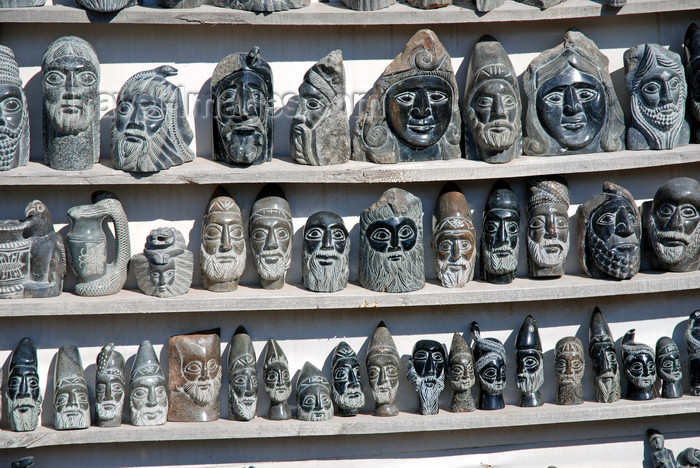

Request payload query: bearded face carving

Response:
[95,343,126,427]
[447,332,475,413]
[526,176,570,278]
[130,340,167,426]
[296,362,333,421]
[228,326,258,421]
[303,211,349,293]
[470,322,506,410]
[53,345,90,430]
[263,339,291,420]
[366,321,400,417]
[406,339,446,415]
[0,46,29,172]
[481,180,520,284]
[622,329,657,401]
[331,341,365,416]
[132,227,193,298]
[432,183,475,288]
[588,307,621,403]
[554,337,585,405]
[6,337,42,432]
[656,337,682,399]
[515,315,544,407]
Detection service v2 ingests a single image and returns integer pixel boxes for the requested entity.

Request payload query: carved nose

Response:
[146,386,157,407]
[563,86,582,115]
[659,81,673,106]
[220,228,232,251]
[313,397,323,411]
[615,209,634,237]
[496,221,508,244]
[378,368,388,385]
[348,369,359,386]
[322,229,333,250]
[104,383,113,400]
[545,213,557,239]
[67,390,79,407]
[264,228,278,250]
[666,208,683,231]
[425,357,435,375]
[492,96,506,120]
[18,377,29,398]
[410,90,430,119]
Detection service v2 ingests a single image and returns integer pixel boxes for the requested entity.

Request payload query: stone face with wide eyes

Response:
[481,180,520,285]
[303,211,350,293]
[0,47,30,172]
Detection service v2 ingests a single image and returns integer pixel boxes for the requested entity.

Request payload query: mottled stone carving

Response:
[6,337,41,432]
[472,0,504,12]
[481,180,520,284]
[687,310,700,396]
[0,46,29,171]
[0,0,45,6]
[684,24,700,143]
[111,66,194,173]
[67,191,130,297]
[201,188,246,292]
[75,0,134,12]
[360,187,424,293]
[159,0,200,9]
[407,339,446,415]
[213,0,306,12]
[130,340,167,426]
[352,29,461,163]
[642,177,700,272]
[526,176,569,278]
[622,329,656,400]
[95,343,125,427]
[523,29,625,156]
[132,227,193,298]
[296,362,333,421]
[168,332,221,422]
[366,321,400,417]
[432,183,476,288]
[331,341,365,416]
[291,50,350,166]
[341,0,392,13]
[554,336,584,405]
[470,322,506,410]
[576,182,641,280]
[0,200,65,299]
[53,345,89,430]
[263,339,291,420]
[447,332,475,413]
[42,36,99,171]
[249,184,292,290]
[588,307,621,403]
[514,0,565,9]
[212,48,273,166]
[625,44,689,150]
[648,429,680,468]
[303,211,349,293]
[656,336,682,399]
[515,315,544,407]
[463,36,521,163]
[228,326,257,421]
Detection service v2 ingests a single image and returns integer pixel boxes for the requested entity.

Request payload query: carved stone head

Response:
[111,66,194,173]
[75,0,132,12]
[642,177,700,272]
[407,339,446,415]
[625,43,689,150]
[432,183,475,288]
[684,24,700,142]
[588,307,621,403]
[481,180,520,284]
[212,47,273,166]
[303,211,349,293]
[554,336,585,405]
[622,329,656,400]
[576,182,641,280]
[656,336,682,385]
[6,337,41,432]
[53,345,89,430]
[448,332,475,393]
[296,362,333,421]
[686,310,700,395]
[95,343,125,427]
[228,326,257,421]
[130,340,167,426]
[470,321,506,410]
[526,176,570,278]
[331,341,364,416]
[464,36,521,163]
[263,339,291,406]
[291,50,350,166]
[0,46,29,172]
[132,227,193,298]
[523,29,624,156]
[213,0,306,12]
[366,321,400,416]
[515,315,544,407]
[360,187,424,293]
[201,188,246,292]
[352,29,461,163]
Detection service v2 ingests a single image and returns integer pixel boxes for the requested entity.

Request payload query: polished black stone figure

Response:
[0,46,29,171]
[678,447,700,467]
[6,337,41,432]
[296,362,333,421]
[263,339,291,420]
[303,211,349,293]
[656,336,682,399]
[554,336,585,405]
[53,345,89,430]
[366,321,400,417]
[642,178,700,272]
[95,343,126,427]
[352,29,461,163]
[686,310,700,396]
[407,339,446,415]
[481,180,520,284]
[228,326,257,421]
[464,36,521,164]
[526,176,570,278]
[624,44,690,150]
[212,47,273,166]
[0,200,65,299]
[111,66,194,173]
[130,340,167,426]
[523,29,625,156]
[470,322,506,410]
[684,24,700,143]
[132,227,193,298]
[447,332,475,413]
[588,307,621,403]
[515,315,544,407]
[648,429,680,468]
[576,182,641,280]
[622,329,657,400]
[331,341,365,416]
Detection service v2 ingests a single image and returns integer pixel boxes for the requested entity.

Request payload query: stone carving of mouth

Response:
[311,412,327,420]
[561,115,587,131]
[492,245,512,257]
[545,245,562,254]
[239,397,256,406]
[422,376,437,387]
[638,377,653,387]
[614,243,636,253]
[274,387,288,397]
[100,402,117,410]
[124,130,147,143]
[491,382,504,391]
[316,254,338,265]
[61,102,83,114]
[346,390,363,399]
[388,253,403,262]
[661,239,688,247]
[408,119,435,134]
[262,254,280,264]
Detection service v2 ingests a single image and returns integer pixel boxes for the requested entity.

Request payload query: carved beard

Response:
[230,387,257,420]
[436,255,472,288]
[290,120,314,164]
[648,214,700,265]
[407,362,445,415]
[221,119,265,164]
[637,98,681,131]
[54,406,89,429]
[96,396,123,421]
[483,243,518,275]
[331,384,365,411]
[182,368,222,407]
[131,402,167,426]
[468,110,516,151]
[627,370,655,391]
[595,372,621,403]
[587,228,640,279]
[48,99,93,134]
[113,120,179,173]
[527,236,569,268]
[517,367,544,395]
[372,379,398,405]
[7,396,41,431]
[632,93,684,149]
[303,249,349,292]
[363,245,423,292]
[691,99,700,123]
[200,245,245,285]
[0,124,22,170]
[253,247,290,281]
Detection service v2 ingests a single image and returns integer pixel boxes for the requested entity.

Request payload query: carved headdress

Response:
[131,340,165,382]
[527,176,569,214]
[366,321,400,364]
[0,45,29,171]
[622,329,654,361]
[264,338,288,367]
[516,315,542,352]
[96,343,126,384]
[55,345,87,390]
[228,326,256,373]
[470,321,506,371]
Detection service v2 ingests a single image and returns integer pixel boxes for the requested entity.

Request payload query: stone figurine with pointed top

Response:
[296,362,333,421]
[481,180,520,284]
[515,315,544,407]
[263,339,291,420]
[523,29,625,156]
[0,46,29,171]
[656,336,682,399]
[447,332,475,413]
[407,339,446,415]
[588,307,621,403]
[291,50,350,166]
[622,329,656,400]
[554,337,584,405]
[303,211,350,293]
[132,227,193,298]
[228,326,257,421]
[331,341,365,416]
[360,187,424,293]
[130,340,167,426]
[684,24,700,143]
[353,29,461,163]
[53,345,89,430]
[95,343,126,427]
[526,176,570,278]
[432,183,476,288]
[366,321,400,416]
[687,310,700,396]
[678,447,700,467]
[6,337,41,432]
[471,322,506,410]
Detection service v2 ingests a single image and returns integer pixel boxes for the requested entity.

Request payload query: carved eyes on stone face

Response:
[2,97,21,114]
[485,220,518,235]
[368,365,399,382]
[522,356,539,370]
[476,95,516,109]
[656,203,699,220]
[629,360,655,376]
[529,216,568,230]
[44,70,97,88]
[233,374,257,387]
[642,77,681,97]
[305,98,322,111]
[595,208,638,227]
[543,85,599,106]
[439,239,471,253]
[370,225,414,243]
[265,369,290,385]
[394,90,448,106]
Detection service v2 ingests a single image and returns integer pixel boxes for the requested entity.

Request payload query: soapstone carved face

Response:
[516,347,543,395]
[201,195,246,289]
[0,46,29,171]
[54,378,90,429]
[657,344,682,384]
[483,208,519,276]
[590,339,619,381]
[7,338,42,432]
[331,343,365,413]
[297,365,333,421]
[588,196,641,279]
[303,211,350,292]
[249,204,293,283]
[406,340,446,414]
[95,344,126,425]
[554,337,585,385]
[130,375,167,426]
[264,361,291,404]
[433,218,475,288]
[229,352,258,420]
[367,353,400,405]
[527,178,570,272]
[623,335,657,393]
[133,227,193,298]
[469,79,519,151]
[176,339,222,408]
[448,346,475,392]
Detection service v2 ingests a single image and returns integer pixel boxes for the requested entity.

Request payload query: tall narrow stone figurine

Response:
[407,339,446,415]
[168,332,221,422]
[228,326,258,421]
[42,37,99,171]
[432,183,476,288]
[515,315,544,407]
[263,339,291,420]
[526,177,570,278]
[291,50,350,166]
[447,332,475,413]
[296,362,333,421]
[684,24,700,143]
[576,182,641,280]
[523,29,625,156]
[303,211,350,293]
[0,46,29,171]
[554,337,585,405]
[95,343,126,427]
[353,29,461,163]
[588,307,621,403]
[481,180,520,284]
[6,337,42,432]
[463,36,521,163]
[111,66,194,173]
[687,310,700,396]
[360,187,424,293]
[132,227,193,298]
[53,345,89,430]
[366,321,400,417]
[656,336,682,399]
[470,322,506,410]
[130,340,167,426]
[622,329,656,400]
[648,429,680,468]
[624,44,689,150]
[201,187,246,292]
[212,47,273,166]
[331,341,365,416]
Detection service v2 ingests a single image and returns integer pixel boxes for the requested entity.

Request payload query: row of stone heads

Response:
[2,25,700,173]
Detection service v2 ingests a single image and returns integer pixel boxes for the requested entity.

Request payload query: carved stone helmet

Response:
[228,325,256,373]
[484,180,520,216]
[434,182,474,232]
[367,321,400,364]
[621,329,654,362]
[55,345,87,390]
[589,306,615,351]
[264,338,288,367]
[470,321,507,370]
[527,176,569,215]
[131,340,165,382]
[97,343,126,385]
[305,49,345,102]
[212,47,273,102]
[656,336,679,360]
[332,341,359,369]
[516,315,542,352]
